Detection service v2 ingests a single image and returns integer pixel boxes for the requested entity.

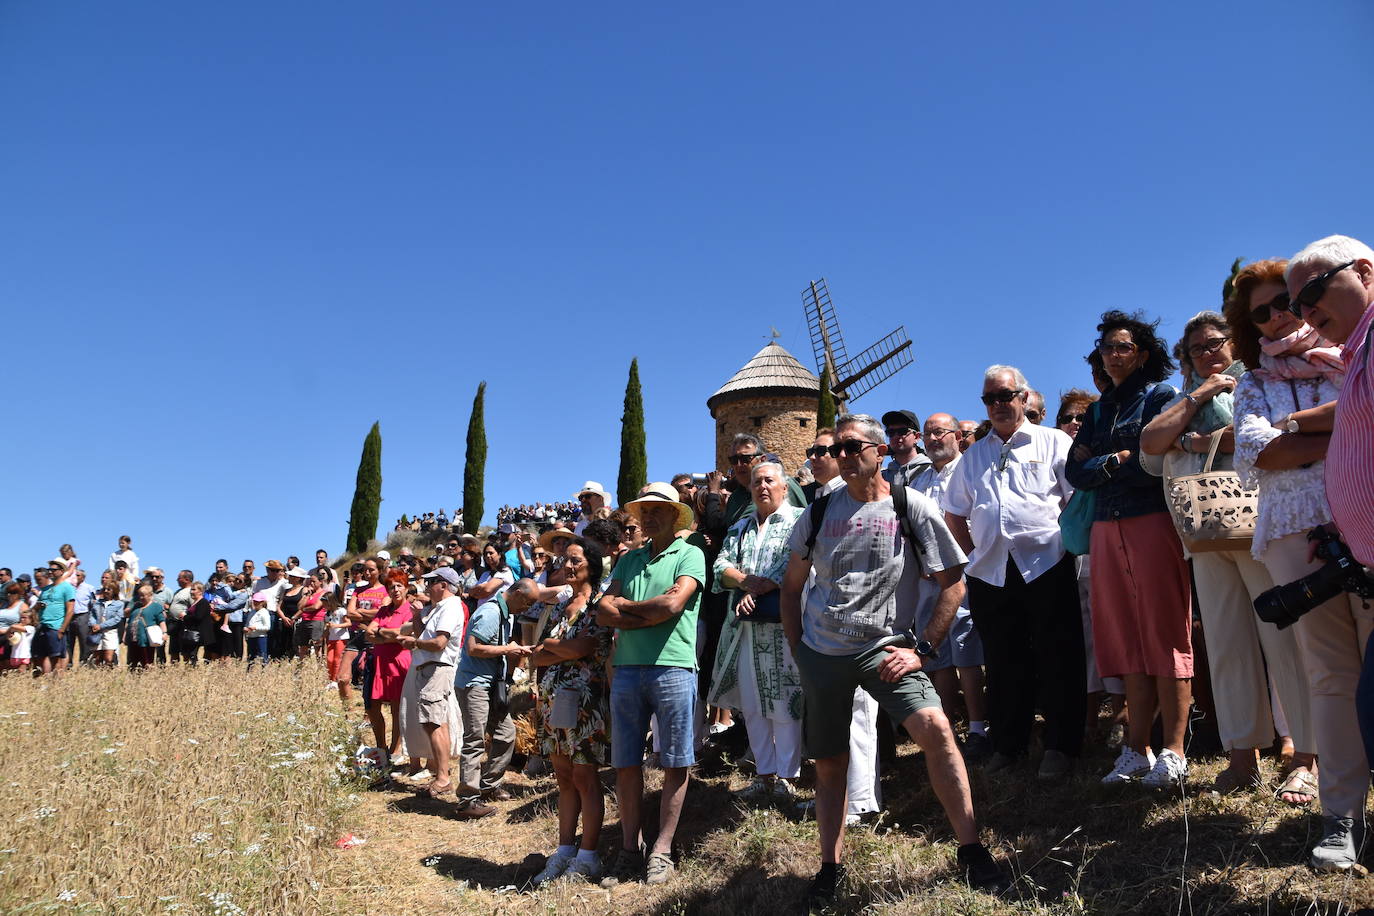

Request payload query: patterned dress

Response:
[538,595,614,765]
[708,504,805,723]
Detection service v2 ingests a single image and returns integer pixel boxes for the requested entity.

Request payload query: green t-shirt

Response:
[610,537,705,669]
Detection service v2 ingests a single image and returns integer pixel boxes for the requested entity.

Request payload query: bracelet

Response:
[1179,432,1191,452]
[1184,393,1200,409]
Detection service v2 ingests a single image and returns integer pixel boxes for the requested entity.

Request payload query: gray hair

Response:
[1174,310,1230,371]
[983,365,1029,390]
[750,460,786,482]
[731,433,763,453]
[1287,235,1374,282]
[835,413,884,444]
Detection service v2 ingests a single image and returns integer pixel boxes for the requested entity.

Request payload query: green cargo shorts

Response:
[794,639,943,760]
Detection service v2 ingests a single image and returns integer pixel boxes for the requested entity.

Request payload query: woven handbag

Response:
[1165,434,1257,553]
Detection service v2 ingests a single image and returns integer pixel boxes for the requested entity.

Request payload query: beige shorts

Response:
[415,662,455,725]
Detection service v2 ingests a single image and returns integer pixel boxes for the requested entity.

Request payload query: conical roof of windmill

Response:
[707,341,819,413]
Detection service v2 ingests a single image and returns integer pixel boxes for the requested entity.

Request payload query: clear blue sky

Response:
[3,1,1371,575]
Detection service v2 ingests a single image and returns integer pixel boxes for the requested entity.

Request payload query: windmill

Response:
[803,278,913,414]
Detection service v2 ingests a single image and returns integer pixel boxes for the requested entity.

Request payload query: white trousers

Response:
[1193,548,1313,752]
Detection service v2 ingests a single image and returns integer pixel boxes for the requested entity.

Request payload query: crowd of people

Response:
[394,508,462,532]
[6,234,1374,906]
[496,501,581,526]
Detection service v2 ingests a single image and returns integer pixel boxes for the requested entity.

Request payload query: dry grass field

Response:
[3,662,1374,915]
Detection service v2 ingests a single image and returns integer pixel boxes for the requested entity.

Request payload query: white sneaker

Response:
[1102,747,1156,785]
[563,855,603,882]
[532,851,573,886]
[735,777,770,800]
[1141,749,1187,789]
[771,779,796,799]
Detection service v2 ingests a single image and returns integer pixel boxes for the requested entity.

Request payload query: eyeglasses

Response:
[728,453,759,465]
[1289,260,1356,316]
[1057,412,1085,425]
[980,389,1023,405]
[924,428,956,439]
[1249,291,1290,326]
[1024,409,1043,422]
[804,445,831,459]
[884,427,914,439]
[1096,340,1138,356]
[625,524,640,533]
[825,439,881,458]
[1185,336,1230,360]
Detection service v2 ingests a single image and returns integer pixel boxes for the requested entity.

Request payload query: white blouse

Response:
[1232,372,1337,559]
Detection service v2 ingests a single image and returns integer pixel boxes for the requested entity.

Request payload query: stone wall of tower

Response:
[711,395,820,476]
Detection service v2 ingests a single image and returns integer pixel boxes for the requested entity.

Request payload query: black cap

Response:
[881,409,919,431]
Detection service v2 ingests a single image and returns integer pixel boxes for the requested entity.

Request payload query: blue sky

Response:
[3,1,1371,575]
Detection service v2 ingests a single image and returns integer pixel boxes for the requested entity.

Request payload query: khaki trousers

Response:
[1192,549,1313,752]
[1264,531,1374,819]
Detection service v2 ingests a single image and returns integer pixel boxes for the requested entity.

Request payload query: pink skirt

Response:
[1089,511,1193,679]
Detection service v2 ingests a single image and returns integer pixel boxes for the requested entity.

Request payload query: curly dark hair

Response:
[568,536,605,589]
[1095,309,1176,383]
[582,518,626,554]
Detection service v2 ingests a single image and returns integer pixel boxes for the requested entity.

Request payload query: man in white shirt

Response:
[943,366,1085,781]
[911,413,989,761]
[108,535,139,580]
[399,567,469,799]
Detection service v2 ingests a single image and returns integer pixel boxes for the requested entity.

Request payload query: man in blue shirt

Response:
[69,569,99,665]
[32,566,75,677]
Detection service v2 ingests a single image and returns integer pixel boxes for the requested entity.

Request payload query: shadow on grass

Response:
[648,867,811,915]
[424,851,541,890]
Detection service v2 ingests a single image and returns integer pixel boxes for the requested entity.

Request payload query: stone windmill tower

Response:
[707,341,820,474]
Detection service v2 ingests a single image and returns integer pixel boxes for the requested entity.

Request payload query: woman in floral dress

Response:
[709,460,805,801]
[529,538,613,885]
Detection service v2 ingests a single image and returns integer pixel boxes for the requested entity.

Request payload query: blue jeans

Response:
[610,665,696,769]
[247,636,269,668]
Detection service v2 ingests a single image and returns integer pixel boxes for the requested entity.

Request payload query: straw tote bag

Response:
[1165,433,1257,553]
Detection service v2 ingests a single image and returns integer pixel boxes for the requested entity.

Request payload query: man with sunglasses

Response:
[1025,390,1047,425]
[911,413,990,762]
[720,434,807,528]
[957,420,979,454]
[880,409,932,489]
[1286,236,1374,572]
[801,429,841,502]
[943,366,1084,782]
[781,414,1003,904]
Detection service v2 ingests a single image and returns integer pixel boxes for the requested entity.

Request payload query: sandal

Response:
[1213,767,1262,794]
[1276,767,1318,807]
[425,781,456,799]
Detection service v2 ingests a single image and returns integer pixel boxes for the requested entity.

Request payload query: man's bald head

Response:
[507,578,540,614]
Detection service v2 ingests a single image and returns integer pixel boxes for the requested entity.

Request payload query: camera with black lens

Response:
[1253,525,1374,629]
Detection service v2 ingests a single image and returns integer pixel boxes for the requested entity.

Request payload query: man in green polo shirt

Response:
[594,482,705,889]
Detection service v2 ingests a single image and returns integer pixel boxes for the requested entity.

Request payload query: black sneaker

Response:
[803,864,846,912]
[598,848,644,888]
[957,844,1008,893]
[962,731,992,763]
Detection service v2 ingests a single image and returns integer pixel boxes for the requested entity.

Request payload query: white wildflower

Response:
[292,751,314,760]
[57,890,76,902]
[33,806,56,819]
[190,832,211,845]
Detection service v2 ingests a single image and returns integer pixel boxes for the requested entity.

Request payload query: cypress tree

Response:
[345,422,383,555]
[462,382,487,535]
[617,358,648,505]
[817,364,837,429]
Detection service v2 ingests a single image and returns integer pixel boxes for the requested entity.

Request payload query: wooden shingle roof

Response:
[707,341,819,413]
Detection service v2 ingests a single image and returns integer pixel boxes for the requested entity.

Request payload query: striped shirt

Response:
[1325,304,1374,565]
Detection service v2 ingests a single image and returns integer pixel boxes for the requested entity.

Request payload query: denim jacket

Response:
[1065,370,1178,522]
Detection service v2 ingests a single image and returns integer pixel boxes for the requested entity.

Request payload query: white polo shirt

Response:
[941,420,1075,587]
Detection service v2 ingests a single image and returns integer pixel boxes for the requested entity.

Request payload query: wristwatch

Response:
[1104,453,1122,472]
[1283,416,1300,434]
[914,639,937,658]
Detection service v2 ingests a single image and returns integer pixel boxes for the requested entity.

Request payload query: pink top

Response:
[1326,306,1374,566]
[298,591,325,622]
[370,602,414,665]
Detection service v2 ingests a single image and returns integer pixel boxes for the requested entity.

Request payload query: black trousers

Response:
[967,553,1086,758]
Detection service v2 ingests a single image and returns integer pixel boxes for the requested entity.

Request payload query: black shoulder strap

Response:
[803,491,833,557]
[890,484,919,557]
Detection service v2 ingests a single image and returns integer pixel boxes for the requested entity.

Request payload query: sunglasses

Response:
[805,445,831,459]
[1289,260,1356,316]
[1185,336,1230,360]
[826,439,881,458]
[1249,291,1289,326]
[1058,412,1085,425]
[1096,340,1138,356]
[1024,409,1043,422]
[728,453,759,465]
[980,388,1023,405]
[884,427,914,439]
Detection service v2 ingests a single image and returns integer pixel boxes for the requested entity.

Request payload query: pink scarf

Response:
[1256,323,1346,388]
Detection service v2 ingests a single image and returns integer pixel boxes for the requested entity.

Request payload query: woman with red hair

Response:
[364,570,415,764]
